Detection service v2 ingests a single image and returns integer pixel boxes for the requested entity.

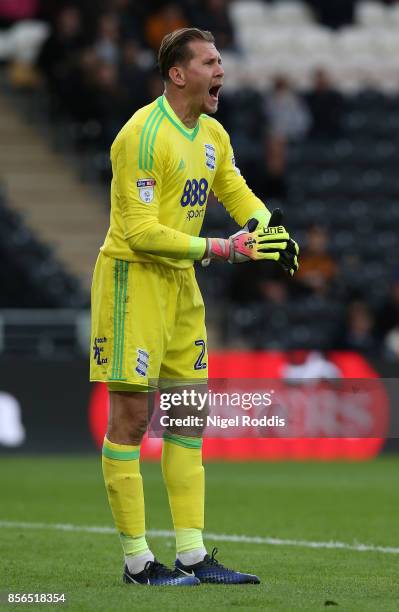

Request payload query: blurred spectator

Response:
[145,3,188,51]
[377,272,399,336]
[230,263,289,305]
[108,0,145,43]
[90,61,129,149]
[0,0,39,28]
[120,39,152,110]
[282,350,342,380]
[264,75,311,197]
[266,75,311,142]
[384,328,399,360]
[258,277,288,304]
[339,300,380,356]
[295,224,337,296]
[307,0,355,29]
[190,0,235,50]
[37,5,85,102]
[63,45,99,122]
[264,134,286,197]
[306,69,344,139]
[94,12,121,65]
[146,68,165,100]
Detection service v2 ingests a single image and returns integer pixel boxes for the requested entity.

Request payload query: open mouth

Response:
[209,85,222,101]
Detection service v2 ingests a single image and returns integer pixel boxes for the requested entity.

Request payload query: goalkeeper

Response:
[90,27,298,587]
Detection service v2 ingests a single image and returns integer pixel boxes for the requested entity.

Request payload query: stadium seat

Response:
[387,2,399,28]
[336,28,374,57]
[0,29,13,61]
[229,3,399,91]
[0,192,87,308]
[293,25,333,55]
[8,21,50,63]
[241,27,293,55]
[270,1,314,26]
[229,1,267,27]
[355,1,389,28]
[216,52,242,91]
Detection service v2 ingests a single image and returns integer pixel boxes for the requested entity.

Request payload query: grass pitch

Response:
[1,456,398,611]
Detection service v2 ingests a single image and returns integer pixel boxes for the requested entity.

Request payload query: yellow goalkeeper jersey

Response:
[100,94,269,268]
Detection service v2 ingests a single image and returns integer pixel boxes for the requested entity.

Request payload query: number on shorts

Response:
[194,340,207,370]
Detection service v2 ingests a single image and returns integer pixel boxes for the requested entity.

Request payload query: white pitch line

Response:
[1,520,398,555]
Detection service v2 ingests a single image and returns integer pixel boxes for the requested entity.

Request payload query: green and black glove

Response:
[251,208,299,276]
[203,208,299,276]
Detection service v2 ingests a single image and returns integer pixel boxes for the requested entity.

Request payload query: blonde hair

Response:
[158,28,215,80]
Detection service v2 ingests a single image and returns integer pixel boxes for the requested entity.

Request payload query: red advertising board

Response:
[89,351,387,460]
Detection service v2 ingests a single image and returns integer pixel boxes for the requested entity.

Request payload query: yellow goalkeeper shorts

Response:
[90,252,208,390]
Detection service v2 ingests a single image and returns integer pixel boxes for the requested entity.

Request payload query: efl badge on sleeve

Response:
[137,178,156,204]
[204,143,216,170]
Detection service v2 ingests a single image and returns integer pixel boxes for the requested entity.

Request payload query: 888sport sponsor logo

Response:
[180,178,209,221]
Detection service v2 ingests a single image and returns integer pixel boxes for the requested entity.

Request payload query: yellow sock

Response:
[162,433,205,556]
[102,436,149,558]
[175,528,205,553]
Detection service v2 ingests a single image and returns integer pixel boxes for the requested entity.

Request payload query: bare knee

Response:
[107,391,149,445]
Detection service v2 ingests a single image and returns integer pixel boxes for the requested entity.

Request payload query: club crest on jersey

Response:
[204,143,216,170]
[136,178,155,204]
[135,348,149,377]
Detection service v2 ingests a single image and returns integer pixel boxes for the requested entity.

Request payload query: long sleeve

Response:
[114,127,206,260]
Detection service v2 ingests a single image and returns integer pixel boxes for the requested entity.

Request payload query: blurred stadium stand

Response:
[0,81,109,291]
[0,0,399,360]
[0,183,87,308]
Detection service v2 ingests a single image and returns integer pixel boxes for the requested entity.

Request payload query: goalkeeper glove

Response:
[204,209,299,275]
[245,216,299,276]
[262,208,299,275]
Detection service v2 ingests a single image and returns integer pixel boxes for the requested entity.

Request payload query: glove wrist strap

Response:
[205,238,231,261]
